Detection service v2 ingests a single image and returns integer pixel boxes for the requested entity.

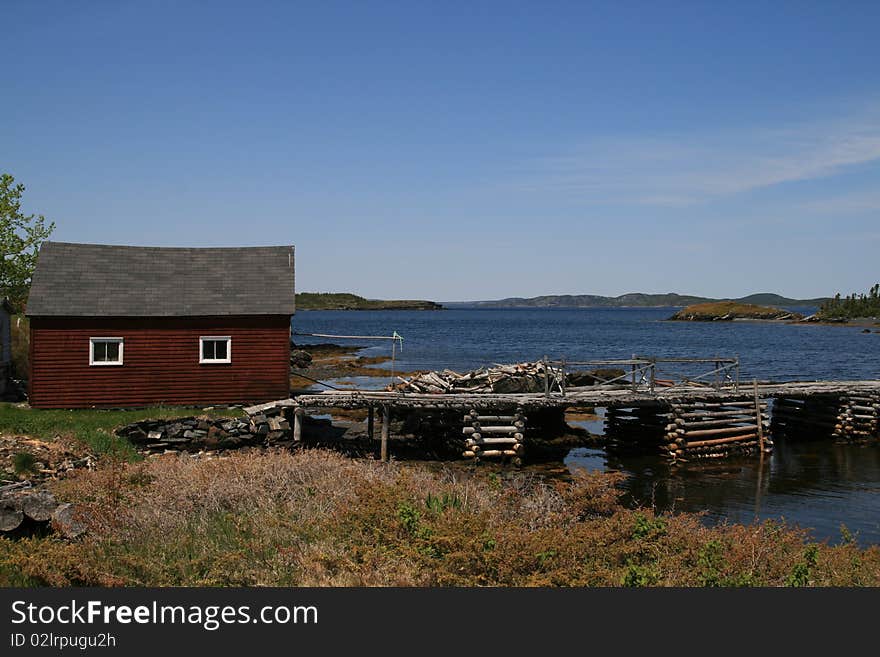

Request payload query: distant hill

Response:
[448,292,829,308]
[735,293,829,307]
[296,292,442,311]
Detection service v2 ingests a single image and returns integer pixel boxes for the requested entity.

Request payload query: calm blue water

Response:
[293,307,880,381]
[293,308,880,545]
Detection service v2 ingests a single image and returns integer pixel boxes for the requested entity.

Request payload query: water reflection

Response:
[309,377,879,545]
[566,439,880,546]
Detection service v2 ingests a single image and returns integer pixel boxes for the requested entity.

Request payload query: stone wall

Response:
[116,415,292,453]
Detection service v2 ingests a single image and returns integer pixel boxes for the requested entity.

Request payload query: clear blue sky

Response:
[3,1,879,301]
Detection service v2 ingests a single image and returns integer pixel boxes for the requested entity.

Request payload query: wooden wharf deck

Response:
[248,380,880,414]
[245,378,880,464]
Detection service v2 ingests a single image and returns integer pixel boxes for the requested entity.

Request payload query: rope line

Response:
[293,332,403,346]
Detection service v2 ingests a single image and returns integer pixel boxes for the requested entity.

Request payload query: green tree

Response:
[819,284,880,320]
[1,173,55,311]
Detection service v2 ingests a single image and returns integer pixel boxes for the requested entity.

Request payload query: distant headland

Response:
[446,292,829,309]
[295,288,880,324]
[296,292,442,311]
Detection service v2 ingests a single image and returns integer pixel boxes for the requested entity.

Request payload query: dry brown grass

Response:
[1,449,878,587]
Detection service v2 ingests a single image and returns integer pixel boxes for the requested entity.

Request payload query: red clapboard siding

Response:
[29,316,291,408]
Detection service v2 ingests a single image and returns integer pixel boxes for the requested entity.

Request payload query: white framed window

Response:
[89,337,124,366]
[199,336,231,364]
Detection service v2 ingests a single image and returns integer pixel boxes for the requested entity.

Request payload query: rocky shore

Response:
[290,342,418,390]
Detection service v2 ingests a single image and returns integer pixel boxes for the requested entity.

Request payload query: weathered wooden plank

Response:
[380,405,390,462]
[247,381,880,418]
[293,408,303,442]
[684,433,758,448]
[675,417,756,429]
[462,449,516,457]
[466,437,520,445]
[681,424,759,438]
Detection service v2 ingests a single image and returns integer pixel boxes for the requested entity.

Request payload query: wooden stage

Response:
[245,378,880,463]
[247,380,880,413]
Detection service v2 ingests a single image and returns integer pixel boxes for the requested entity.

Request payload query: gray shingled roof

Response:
[26,242,295,317]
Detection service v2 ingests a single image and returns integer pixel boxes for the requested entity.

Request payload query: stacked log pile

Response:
[832,392,880,440]
[604,405,669,452]
[0,484,85,538]
[392,363,625,395]
[771,395,842,440]
[663,399,771,460]
[393,362,549,394]
[462,408,526,465]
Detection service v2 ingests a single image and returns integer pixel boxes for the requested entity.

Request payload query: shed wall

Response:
[29,316,291,408]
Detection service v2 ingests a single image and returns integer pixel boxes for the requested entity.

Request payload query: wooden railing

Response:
[543,355,741,397]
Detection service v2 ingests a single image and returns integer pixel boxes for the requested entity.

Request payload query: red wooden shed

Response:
[25,242,295,408]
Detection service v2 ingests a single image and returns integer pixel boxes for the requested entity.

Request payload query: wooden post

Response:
[293,408,303,442]
[754,379,765,453]
[367,406,375,441]
[543,356,550,398]
[391,337,396,382]
[380,405,390,462]
[754,452,765,516]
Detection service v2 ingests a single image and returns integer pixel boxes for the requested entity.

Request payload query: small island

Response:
[669,302,803,322]
[296,292,442,311]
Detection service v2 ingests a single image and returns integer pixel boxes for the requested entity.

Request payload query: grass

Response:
[0,402,243,460]
[670,302,802,321]
[1,398,877,588]
[1,449,878,587]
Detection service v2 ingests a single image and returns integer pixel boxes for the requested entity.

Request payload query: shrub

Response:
[1,450,878,587]
[12,451,39,476]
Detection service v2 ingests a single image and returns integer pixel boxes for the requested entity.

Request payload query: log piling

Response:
[662,396,771,461]
[462,409,526,464]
